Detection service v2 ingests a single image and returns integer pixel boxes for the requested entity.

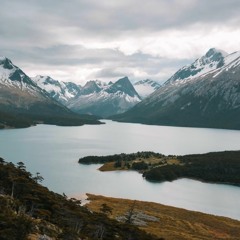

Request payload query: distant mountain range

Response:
[3,48,238,130]
[0,55,160,127]
[0,57,100,128]
[111,48,240,130]
[32,75,160,118]
[67,77,141,117]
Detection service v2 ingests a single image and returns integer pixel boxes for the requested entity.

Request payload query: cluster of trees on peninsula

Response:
[144,151,240,185]
[78,152,164,164]
[79,150,240,186]
[0,157,161,240]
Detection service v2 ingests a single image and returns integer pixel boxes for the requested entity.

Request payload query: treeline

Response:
[0,110,33,128]
[144,151,240,185]
[0,158,162,240]
[0,106,101,129]
[78,152,164,164]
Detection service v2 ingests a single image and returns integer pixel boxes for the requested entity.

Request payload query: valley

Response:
[2,48,240,130]
[1,1,240,239]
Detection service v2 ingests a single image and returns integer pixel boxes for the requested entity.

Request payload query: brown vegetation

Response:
[86,194,240,240]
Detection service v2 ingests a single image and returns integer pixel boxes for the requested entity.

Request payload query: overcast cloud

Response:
[0,0,240,84]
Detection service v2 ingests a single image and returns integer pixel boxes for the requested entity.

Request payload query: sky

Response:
[1,0,240,85]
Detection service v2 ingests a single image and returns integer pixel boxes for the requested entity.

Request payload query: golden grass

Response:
[166,158,181,165]
[98,156,181,172]
[86,194,240,240]
[98,162,127,171]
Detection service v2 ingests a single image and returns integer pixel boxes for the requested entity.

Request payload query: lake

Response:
[1,120,240,220]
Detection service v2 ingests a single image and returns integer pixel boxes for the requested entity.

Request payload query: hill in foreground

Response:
[1,155,240,239]
[0,158,159,240]
[86,194,240,240]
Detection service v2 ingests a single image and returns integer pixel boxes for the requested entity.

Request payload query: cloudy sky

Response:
[1,0,240,85]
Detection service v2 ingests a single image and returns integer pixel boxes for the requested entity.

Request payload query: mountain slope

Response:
[134,79,161,98]
[68,77,141,117]
[0,57,100,128]
[32,75,81,105]
[111,48,240,130]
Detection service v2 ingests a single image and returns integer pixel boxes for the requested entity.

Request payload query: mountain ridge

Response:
[0,57,101,128]
[67,76,142,117]
[32,75,81,104]
[110,48,240,130]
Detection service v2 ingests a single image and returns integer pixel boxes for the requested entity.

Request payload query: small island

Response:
[79,150,240,186]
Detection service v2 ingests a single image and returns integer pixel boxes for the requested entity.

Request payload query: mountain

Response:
[165,48,227,85]
[111,48,240,130]
[0,57,100,128]
[133,79,161,98]
[67,77,141,117]
[32,75,81,105]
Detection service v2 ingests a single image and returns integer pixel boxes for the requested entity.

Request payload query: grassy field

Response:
[86,194,240,240]
[98,156,180,172]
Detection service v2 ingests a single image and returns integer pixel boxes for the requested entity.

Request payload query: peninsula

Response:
[79,150,240,186]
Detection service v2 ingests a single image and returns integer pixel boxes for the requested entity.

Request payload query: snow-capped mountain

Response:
[0,57,100,128]
[133,79,161,98]
[165,48,227,85]
[111,48,240,130]
[68,77,141,117]
[0,57,53,107]
[32,75,81,105]
[31,74,144,118]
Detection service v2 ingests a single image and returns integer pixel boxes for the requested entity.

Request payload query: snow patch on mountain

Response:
[134,79,161,98]
[141,48,240,110]
[0,57,45,97]
[32,75,81,104]
[165,48,227,85]
[68,77,141,117]
[111,48,240,130]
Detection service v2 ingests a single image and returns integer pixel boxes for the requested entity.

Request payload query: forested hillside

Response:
[0,157,160,240]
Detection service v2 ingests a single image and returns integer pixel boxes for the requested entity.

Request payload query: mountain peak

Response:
[108,76,140,98]
[202,48,227,66]
[114,76,131,86]
[205,48,228,58]
[32,75,62,89]
[0,57,14,70]
[118,76,129,81]
[0,57,37,88]
[113,76,131,86]
[81,80,101,95]
[165,48,228,84]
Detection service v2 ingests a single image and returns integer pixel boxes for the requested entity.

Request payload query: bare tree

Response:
[126,200,136,224]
